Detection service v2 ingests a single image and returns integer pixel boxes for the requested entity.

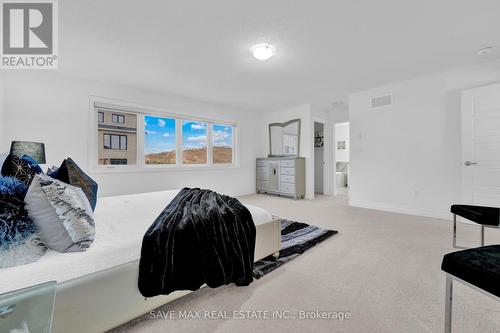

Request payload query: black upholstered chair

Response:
[441,245,500,333]
[451,205,500,248]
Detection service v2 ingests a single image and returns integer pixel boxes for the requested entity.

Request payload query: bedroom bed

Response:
[0,189,281,333]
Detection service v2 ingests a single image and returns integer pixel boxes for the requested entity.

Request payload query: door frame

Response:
[461,86,474,204]
[312,117,331,196]
[333,121,350,196]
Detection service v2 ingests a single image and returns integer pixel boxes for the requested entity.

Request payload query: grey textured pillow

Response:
[25,174,95,252]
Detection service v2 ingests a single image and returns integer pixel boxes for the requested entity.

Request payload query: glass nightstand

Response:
[0,281,56,333]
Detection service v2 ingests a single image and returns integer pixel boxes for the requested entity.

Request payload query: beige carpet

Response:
[109,194,500,333]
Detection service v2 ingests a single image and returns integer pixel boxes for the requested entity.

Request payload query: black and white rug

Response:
[253,219,338,278]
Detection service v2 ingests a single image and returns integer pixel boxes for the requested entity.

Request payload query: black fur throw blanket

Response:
[138,188,256,297]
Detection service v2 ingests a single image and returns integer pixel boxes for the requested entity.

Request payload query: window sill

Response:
[90,164,240,174]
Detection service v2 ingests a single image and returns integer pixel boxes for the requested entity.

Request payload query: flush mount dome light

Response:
[252,44,275,60]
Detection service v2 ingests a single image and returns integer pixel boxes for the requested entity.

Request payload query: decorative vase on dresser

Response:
[256,157,306,199]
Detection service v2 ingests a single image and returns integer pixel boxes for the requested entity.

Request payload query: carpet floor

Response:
[109,194,500,333]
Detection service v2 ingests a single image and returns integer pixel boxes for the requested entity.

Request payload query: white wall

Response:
[259,104,315,198]
[0,73,5,153]
[3,71,259,197]
[330,102,350,124]
[335,123,349,162]
[349,60,500,219]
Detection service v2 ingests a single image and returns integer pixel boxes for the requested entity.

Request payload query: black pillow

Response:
[1,154,43,186]
[49,158,98,211]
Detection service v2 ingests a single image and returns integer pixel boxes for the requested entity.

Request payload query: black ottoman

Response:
[450,205,500,248]
[441,245,500,332]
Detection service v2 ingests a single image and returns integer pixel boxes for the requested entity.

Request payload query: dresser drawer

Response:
[256,166,269,176]
[256,180,270,191]
[280,167,295,176]
[280,159,295,167]
[280,174,295,184]
[280,182,295,195]
[256,172,269,181]
[256,159,269,167]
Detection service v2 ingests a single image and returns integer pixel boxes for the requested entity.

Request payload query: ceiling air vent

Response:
[371,94,392,108]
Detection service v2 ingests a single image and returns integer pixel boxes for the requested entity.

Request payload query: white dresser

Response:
[256,157,306,199]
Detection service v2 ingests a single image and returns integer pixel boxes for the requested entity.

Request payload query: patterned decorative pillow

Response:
[25,174,95,252]
[49,158,98,211]
[0,196,47,268]
[1,154,43,186]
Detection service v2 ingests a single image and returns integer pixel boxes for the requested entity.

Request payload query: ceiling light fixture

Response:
[477,46,493,56]
[252,44,275,61]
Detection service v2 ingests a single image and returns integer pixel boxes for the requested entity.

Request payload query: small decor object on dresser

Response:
[1,154,43,186]
[25,174,95,252]
[48,158,98,211]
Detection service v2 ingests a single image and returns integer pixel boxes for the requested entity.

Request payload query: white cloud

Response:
[163,133,170,137]
[145,130,156,135]
[213,130,231,143]
[187,135,207,142]
[191,123,206,130]
[158,119,166,127]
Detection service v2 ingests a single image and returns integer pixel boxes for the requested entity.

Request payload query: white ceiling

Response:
[60,0,500,112]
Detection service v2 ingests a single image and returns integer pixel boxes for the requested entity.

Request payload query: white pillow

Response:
[25,174,95,252]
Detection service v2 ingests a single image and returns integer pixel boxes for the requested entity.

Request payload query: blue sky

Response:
[144,117,233,153]
[182,121,207,149]
[144,116,175,154]
[213,124,233,147]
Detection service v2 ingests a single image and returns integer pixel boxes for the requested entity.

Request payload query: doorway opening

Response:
[314,121,325,194]
[335,122,349,195]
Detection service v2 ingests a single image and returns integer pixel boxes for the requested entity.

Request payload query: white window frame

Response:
[89,96,239,173]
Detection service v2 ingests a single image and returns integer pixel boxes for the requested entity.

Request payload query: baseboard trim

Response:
[349,200,450,221]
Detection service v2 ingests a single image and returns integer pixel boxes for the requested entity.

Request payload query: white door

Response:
[462,83,500,207]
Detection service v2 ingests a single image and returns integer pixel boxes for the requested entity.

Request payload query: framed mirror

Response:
[268,119,301,157]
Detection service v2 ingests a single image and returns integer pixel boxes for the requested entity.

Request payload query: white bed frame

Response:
[52,217,281,333]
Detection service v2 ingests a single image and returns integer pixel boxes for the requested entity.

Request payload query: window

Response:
[112,114,125,123]
[144,116,176,165]
[94,101,236,169]
[110,158,127,165]
[182,121,207,164]
[104,134,127,150]
[212,124,233,164]
[97,109,137,165]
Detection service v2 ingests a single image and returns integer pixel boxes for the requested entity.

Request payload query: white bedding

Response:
[0,190,272,295]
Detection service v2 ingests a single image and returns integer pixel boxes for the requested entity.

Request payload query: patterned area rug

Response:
[253,219,338,278]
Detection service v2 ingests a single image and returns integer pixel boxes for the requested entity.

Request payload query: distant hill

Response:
[146,147,232,165]
[145,150,176,164]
